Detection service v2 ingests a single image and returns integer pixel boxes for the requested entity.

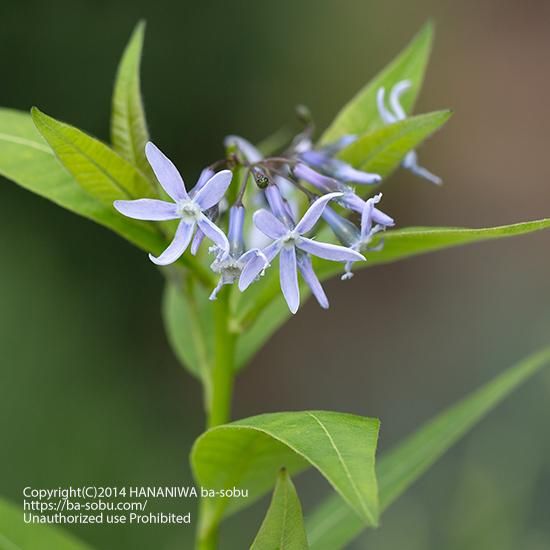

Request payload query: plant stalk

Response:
[208,289,236,428]
[196,288,236,549]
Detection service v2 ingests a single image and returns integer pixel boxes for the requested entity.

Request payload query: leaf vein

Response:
[306,412,371,520]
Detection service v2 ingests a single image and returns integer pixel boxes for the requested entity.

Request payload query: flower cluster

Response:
[114,82,438,313]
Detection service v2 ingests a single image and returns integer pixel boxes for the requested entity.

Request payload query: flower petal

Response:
[197,215,229,252]
[279,246,300,314]
[389,80,411,121]
[297,237,365,262]
[372,207,395,227]
[376,87,397,124]
[190,167,215,197]
[361,198,376,240]
[332,161,381,185]
[363,193,394,229]
[253,209,288,239]
[145,142,188,201]
[264,185,296,227]
[113,199,178,221]
[238,249,270,292]
[297,253,329,309]
[299,149,329,170]
[263,240,284,262]
[402,151,442,185]
[239,242,281,292]
[190,228,205,255]
[193,170,232,211]
[295,192,342,235]
[149,220,195,265]
[339,192,365,213]
[294,163,340,194]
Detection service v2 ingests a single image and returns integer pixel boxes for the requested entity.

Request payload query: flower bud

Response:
[265,184,295,228]
[322,206,360,247]
[228,205,245,256]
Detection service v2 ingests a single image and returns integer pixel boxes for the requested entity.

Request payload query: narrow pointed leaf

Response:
[192,411,379,541]
[0,498,93,549]
[111,21,155,184]
[305,346,550,550]
[235,219,550,372]
[0,108,164,253]
[321,22,434,144]
[32,107,154,203]
[337,110,451,178]
[315,220,550,279]
[250,469,309,550]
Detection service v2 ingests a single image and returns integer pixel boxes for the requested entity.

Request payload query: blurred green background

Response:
[1,0,550,548]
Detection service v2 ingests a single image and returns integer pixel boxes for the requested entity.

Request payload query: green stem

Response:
[196,288,236,549]
[196,519,219,550]
[208,289,236,428]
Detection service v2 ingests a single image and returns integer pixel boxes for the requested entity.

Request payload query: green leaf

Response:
[305,346,550,550]
[235,219,550,373]
[32,107,154,203]
[250,469,309,550]
[0,497,93,550]
[162,281,214,383]
[111,21,155,184]
[337,110,451,178]
[315,220,550,279]
[191,411,379,541]
[32,108,216,285]
[0,108,164,254]
[320,22,434,144]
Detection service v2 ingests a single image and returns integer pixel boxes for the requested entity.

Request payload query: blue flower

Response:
[239,189,365,313]
[209,205,268,300]
[322,193,394,279]
[114,142,231,265]
[377,80,442,185]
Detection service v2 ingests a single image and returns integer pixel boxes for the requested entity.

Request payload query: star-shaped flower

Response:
[114,142,231,265]
[209,205,269,300]
[239,192,365,313]
[342,193,393,279]
[377,80,442,185]
[321,193,394,280]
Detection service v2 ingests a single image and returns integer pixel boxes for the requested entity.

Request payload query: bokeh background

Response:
[1,0,550,548]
